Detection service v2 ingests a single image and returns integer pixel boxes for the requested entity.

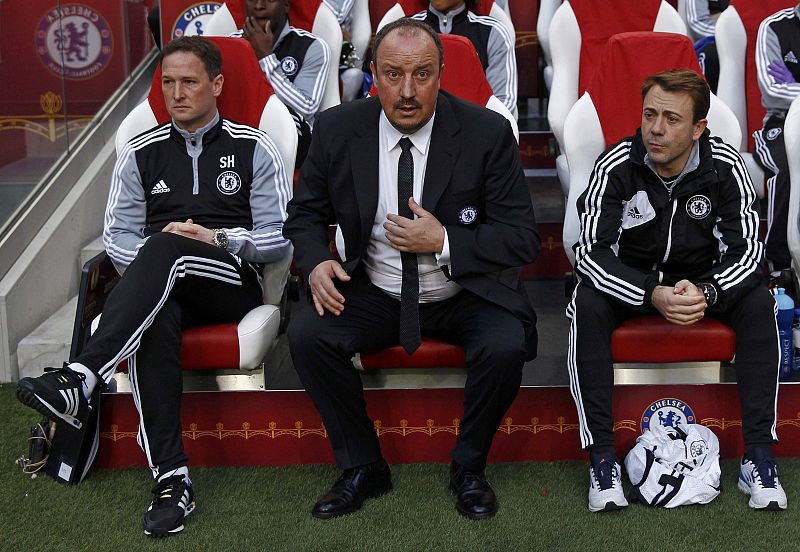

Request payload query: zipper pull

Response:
[443,15,448,25]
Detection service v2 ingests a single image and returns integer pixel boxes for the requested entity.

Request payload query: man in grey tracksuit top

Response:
[16,37,291,538]
[233,0,331,164]
[410,0,517,114]
[753,3,800,271]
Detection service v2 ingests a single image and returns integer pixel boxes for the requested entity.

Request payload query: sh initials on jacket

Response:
[621,191,656,230]
[220,155,235,168]
[150,180,171,195]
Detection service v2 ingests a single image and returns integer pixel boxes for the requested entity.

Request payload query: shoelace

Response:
[44,365,86,386]
[151,477,186,507]
[593,459,618,491]
[751,459,779,489]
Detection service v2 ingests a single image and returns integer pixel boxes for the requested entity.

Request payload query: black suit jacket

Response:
[285,92,540,359]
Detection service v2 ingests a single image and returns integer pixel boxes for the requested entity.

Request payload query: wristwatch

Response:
[697,282,718,306]
[211,228,229,250]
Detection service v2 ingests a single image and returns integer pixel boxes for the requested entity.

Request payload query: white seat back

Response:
[714,6,747,149]
[537,0,562,90]
[204,3,238,36]
[350,0,372,59]
[786,96,800,281]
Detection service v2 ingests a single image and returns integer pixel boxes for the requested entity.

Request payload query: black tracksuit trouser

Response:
[567,283,780,451]
[76,232,262,477]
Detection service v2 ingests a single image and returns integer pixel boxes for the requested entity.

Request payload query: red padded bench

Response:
[611,316,736,364]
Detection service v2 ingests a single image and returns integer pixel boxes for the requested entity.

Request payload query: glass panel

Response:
[0,0,156,229]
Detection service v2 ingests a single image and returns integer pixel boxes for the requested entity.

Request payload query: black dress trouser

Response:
[567,283,780,451]
[287,268,526,472]
[76,232,262,477]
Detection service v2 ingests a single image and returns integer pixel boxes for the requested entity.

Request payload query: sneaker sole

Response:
[16,383,84,430]
[144,502,196,537]
[588,501,627,513]
[311,482,393,520]
[737,479,787,510]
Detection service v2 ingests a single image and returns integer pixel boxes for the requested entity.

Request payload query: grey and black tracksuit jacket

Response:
[754,5,800,269]
[411,4,517,113]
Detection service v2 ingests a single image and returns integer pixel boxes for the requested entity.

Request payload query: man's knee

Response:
[573,284,616,317]
[465,314,526,373]
[728,286,777,331]
[133,231,186,262]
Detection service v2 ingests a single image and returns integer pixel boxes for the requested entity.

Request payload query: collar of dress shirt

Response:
[379,109,436,156]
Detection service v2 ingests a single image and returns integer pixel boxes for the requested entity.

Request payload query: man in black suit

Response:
[284,18,539,520]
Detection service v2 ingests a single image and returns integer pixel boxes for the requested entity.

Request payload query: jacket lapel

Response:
[421,93,460,211]
[349,98,382,249]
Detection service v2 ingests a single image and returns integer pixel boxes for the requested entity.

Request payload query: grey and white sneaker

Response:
[143,475,196,537]
[16,364,91,430]
[738,454,787,510]
[588,456,628,512]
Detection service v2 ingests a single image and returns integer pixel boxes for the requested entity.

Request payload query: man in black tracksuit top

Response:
[16,37,291,537]
[753,4,800,271]
[568,70,786,513]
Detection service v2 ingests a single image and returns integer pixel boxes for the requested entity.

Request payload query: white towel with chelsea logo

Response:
[624,423,721,508]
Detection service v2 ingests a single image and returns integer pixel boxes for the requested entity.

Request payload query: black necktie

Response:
[397,137,421,355]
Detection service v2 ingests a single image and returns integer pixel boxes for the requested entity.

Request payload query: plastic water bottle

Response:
[775,288,794,380]
[793,308,800,373]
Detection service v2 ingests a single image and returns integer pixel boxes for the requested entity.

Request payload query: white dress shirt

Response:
[363,111,462,302]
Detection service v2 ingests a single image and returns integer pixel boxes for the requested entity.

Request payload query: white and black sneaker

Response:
[16,364,91,430]
[738,454,787,510]
[588,456,628,512]
[143,475,196,537]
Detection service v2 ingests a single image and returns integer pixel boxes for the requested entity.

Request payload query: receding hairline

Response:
[373,21,443,68]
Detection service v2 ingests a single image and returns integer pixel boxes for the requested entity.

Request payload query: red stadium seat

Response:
[559,32,740,364]
[77,37,298,378]
[547,0,686,195]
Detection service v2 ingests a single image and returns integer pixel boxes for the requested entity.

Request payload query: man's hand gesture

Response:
[162,218,213,244]
[384,198,445,254]
[309,260,351,316]
[651,279,707,325]
[243,16,275,59]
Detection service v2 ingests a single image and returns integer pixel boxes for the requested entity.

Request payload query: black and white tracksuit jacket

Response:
[411,4,517,113]
[104,113,291,272]
[574,129,762,312]
[567,130,779,452]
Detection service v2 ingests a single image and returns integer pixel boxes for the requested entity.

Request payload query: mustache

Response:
[394,100,421,109]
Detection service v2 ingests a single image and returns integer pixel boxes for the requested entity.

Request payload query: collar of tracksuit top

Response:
[629,128,717,200]
[170,112,222,196]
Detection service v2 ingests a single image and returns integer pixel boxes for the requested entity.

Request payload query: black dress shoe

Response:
[449,462,498,520]
[312,460,392,519]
